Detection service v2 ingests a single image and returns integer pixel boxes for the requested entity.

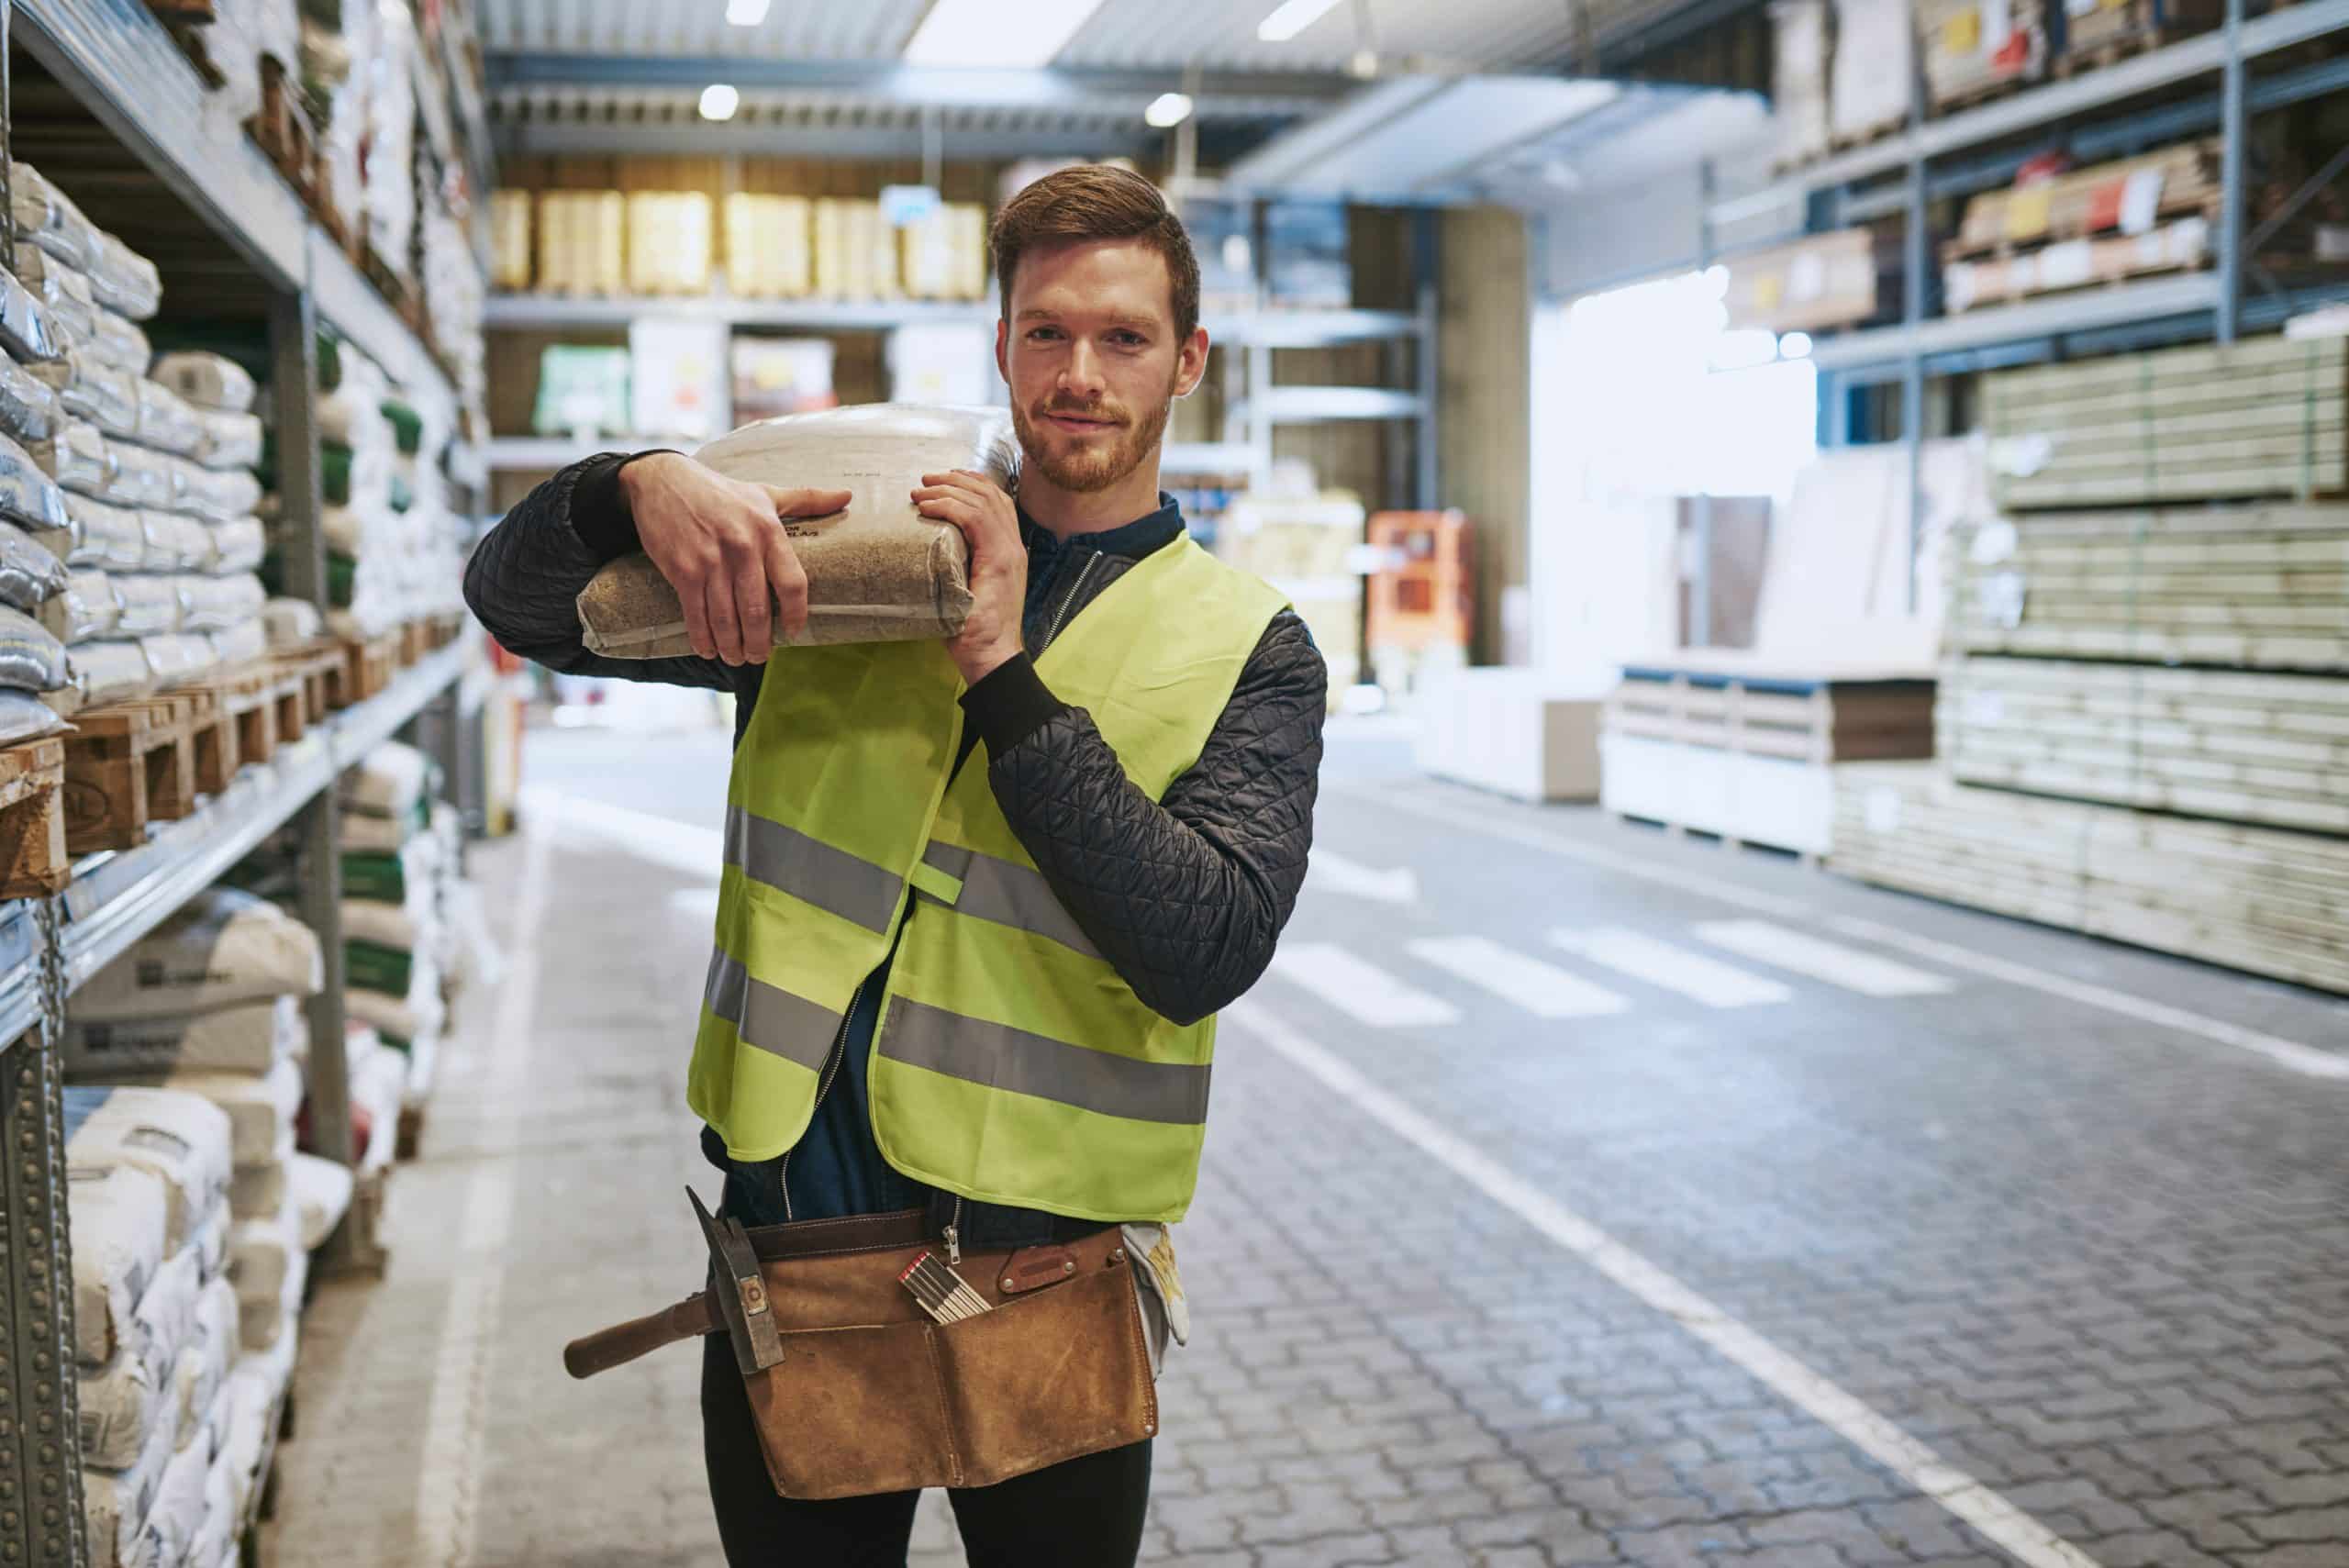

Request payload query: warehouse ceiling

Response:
[479,0,1763,182]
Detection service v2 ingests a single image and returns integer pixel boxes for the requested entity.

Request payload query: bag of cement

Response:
[66,493,147,569]
[64,997,308,1078]
[175,458,261,523]
[209,620,267,669]
[343,897,427,955]
[109,575,180,636]
[0,688,63,743]
[0,352,61,441]
[139,632,217,689]
[64,1086,234,1254]
[576,404,1012,655]
[289,1151,354,1249]
[177,573,264,633]
[74,889,324,1025]
[191,1197,228,1285]
[0,264,62,362]
[68,1163,168,1365]
[12,243,98,345]
[345,739,429,818]
[229,1202,306,1351]
[206,517,266,575]
[106,440,174,511]
[88,231,162,322]
[0,518,70,611]
[30,418,112,497]
[150,353,255,416]
[147,1434,208,1566]
[339,807,412,855]
[261,596,321,648]
[43,568,118,640]
[133,380,202,457]
[228,1123,294,1219]
[342,838,434,906]
[109,1060,303,1172]
[195,408,262,471]
[0,606,70,691]
[145,513,214,572]
[67,640,155,707]
[219,1367,273,1519]
[353,1039,410,1172]
[88,309,150,378]
[10,162,94,269]
[28,348,139,439]
[174,1278,238,1451]
[83,1391,177,1568]
[0,430,74,536]
[188,1455,236,1568]
[78,1332,169,1469]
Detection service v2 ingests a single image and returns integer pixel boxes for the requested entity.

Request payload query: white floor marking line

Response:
[1694,919,1954,998]
[1552,927,1794,1008]
[517,786,723,878]
[1330,783,2347,1081]
[1820,914,2349,1081]
[1408,934,1631,1018]
[1271,942,1462,1028]
[1308,849,1420,904]
[414,819,552,1567]
[1227,998,2106,1568]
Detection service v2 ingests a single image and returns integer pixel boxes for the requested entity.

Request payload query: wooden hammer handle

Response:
[564,1292,717,1380]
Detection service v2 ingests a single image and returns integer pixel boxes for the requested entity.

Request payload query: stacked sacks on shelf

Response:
[62,884,345,1552]
[1,164,269,713]
[62,1082,233,1568]
[341,741,451,1109]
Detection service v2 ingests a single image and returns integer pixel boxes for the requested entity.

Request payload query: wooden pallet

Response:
[184,662,306,795]
[327,637,398,709]
[0,739,68,899]
[1945,213,2218,313]
[396,619,431,667]
[268,643,343,731]
[62,695,199,853]
[1607,663,1938,764]
[1946,141,2221,261]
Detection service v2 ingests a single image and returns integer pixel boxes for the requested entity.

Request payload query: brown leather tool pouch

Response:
[570,1210,1157,1500]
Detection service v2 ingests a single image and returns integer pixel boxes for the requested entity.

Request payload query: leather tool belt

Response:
[563,1208,1157,1499]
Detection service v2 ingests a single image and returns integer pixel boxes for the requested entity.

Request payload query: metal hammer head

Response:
[690,1187,786,1376]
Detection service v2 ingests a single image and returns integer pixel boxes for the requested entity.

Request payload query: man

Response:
[464,165,1326,1565]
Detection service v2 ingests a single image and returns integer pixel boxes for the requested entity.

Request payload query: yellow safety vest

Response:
[689,536,1287,1223]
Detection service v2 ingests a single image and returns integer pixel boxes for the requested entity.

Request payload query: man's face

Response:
[996,238,1208,495]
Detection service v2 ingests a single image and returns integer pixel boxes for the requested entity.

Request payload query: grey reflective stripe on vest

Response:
[918,844,1101,960]
[880,998,1209,1126]
[725,805,902,932]
[702,948,841,1073]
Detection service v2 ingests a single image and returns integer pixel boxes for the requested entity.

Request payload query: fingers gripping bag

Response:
[575,403,1018,656]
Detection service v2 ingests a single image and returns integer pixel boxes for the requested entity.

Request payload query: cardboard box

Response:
[723,194,812,299]
[489,190,531,291]
[536,192,624,296]
[626,192,713,296]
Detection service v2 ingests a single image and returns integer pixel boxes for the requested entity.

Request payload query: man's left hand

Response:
[914,469,1027,685]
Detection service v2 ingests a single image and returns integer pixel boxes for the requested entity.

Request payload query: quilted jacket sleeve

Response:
[977,612,1327,1026]
[462,451,738,691]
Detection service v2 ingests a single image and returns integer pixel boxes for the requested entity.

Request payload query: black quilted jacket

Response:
[463,451,1327,1025]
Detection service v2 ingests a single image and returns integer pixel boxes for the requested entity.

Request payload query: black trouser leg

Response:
[945,1437,1153,1568]
[701,1329,920,1566]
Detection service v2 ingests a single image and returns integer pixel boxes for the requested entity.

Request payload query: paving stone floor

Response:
[266,728,2349,1568]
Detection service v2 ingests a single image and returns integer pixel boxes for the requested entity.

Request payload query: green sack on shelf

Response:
[345,940,414,999]
[340,851,414,906]
[532,345,630,439]
[379,399,422,455]
[315,332,342,393]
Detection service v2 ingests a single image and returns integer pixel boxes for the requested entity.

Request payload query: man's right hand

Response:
[618,452,851,665]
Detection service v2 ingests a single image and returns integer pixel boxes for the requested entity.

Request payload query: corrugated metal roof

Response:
[479,0,932,59]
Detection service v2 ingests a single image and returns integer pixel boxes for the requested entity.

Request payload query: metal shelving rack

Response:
[0,5,482,1563]
[1699,0,2349,597]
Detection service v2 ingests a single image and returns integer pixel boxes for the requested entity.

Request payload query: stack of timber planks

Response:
[1831,329,2349,995]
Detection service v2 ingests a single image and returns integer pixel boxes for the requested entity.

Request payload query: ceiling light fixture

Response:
[725,0,770,24]
[904,0,1109,69]
[699,83,740,120]
[1258,0,1346,42]
[1144,92,1194,128]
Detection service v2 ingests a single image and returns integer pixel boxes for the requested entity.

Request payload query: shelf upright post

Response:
[1413,206,1439,512]
[1691,160,1719,647]
[1903,31,1930,614]
[2217,0,2247,343]
[269,289,361,1268]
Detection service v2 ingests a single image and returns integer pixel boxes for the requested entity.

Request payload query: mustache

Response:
[1032,400,1127,425]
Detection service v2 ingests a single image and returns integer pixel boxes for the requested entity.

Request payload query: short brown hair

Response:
[991,165,1201,341]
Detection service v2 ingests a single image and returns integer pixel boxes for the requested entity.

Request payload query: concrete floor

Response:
[268,723,2349,1568]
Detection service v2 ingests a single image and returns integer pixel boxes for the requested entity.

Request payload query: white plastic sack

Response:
[64,639,155,707]
[261,596,321,648]
[64,1085,233,1254]
[289,1151,354,1250]
[73,889,322,1024]
[68,1163,168,1365]
[348,966,444,1058]
[187,1454,236,1568]
[108,1059,303,1172]
[228,1198,301,1344]
[345,739,429,818]
[63,995,306,1079]
[191,1197,229,1287]
[175,1278,239,1454]
[152,353,256,417]
[339,809,412,855]
[206,517,266,574]
[77,1334,169,1470]
[82,1394,177,1568]
[209,619,267,668]
[341,897,425,952]
[194,407,262,471]
[147,1435,208,1567]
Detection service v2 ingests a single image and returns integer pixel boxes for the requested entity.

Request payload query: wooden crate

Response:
[1940,656,2349,835]
[328,637,398,709]
[1949,141,2221,261]
[1724,227,1898,334]
[270,644,343,728]
[1831,762,2349,994]
[62,695,199,853]
[1919,0,2060,113]
[2059,0,2225,72]
[0,739,69,899]
[1949,502,2349,670]
[1983,334,2349,508]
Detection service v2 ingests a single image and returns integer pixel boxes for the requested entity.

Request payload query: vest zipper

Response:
[775,977,863,1223]
[944,1198,962,1265]
[1039,551,1104,654]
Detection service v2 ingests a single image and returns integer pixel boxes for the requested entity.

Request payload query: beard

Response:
[1011,373,1177,495]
